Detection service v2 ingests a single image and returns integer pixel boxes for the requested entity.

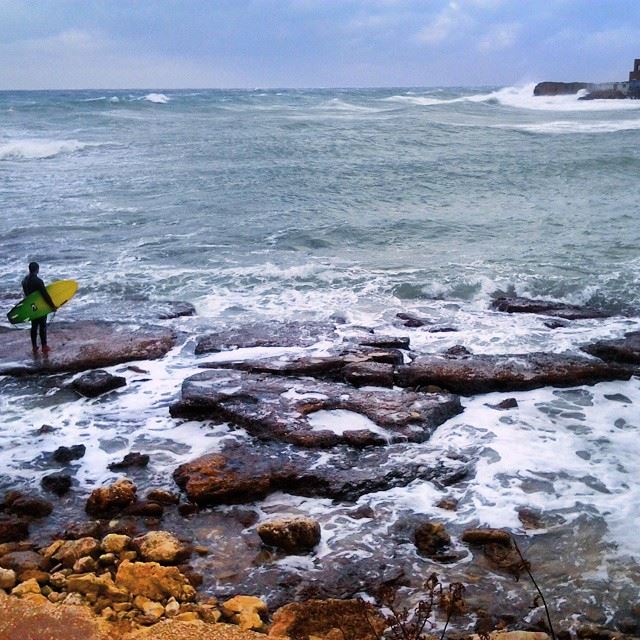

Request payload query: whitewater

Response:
[1,84,639,630]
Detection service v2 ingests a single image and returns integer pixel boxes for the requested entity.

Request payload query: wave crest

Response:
[0,139,93,160]
[144,93,170,104]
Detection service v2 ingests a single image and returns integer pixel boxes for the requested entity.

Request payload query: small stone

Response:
[414,522,452,558]
[37,424,58,434]
[63,592,85,606]
[0,567,17,590]
[134,594,165,620]
[134,531,190,564]
[11,578,41,596]
[0,550,47,574]
[175,612,200,622]
[48,591,64,603]
[98,553,116,565]
[73,556,97,573]
[17,569,50,585]
[108,452,150,471]
[49,572,67,589]
[71,370,126,398]
[486,398,519,411]
[165,598,180,617]
[146,489,179,505]
[436,498,458,511]
[115,560,196,602]
[101,533,131,554]
[101,607,116,620]
[222,595,268,631]
[85,478,137,517]
[193,545,209,556]
[64,521,102,540]
[120,550,137,562]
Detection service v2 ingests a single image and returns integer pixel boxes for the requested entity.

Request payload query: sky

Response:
[1,0,639,89]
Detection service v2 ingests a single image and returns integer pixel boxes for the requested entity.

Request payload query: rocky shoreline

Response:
[1,296,640,639]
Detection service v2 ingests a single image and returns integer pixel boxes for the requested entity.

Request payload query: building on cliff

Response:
[629,59,640,81]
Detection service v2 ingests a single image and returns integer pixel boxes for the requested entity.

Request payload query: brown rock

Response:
[73,556,98,573]
[45,537,100,568]
[115,560,196,602]
[414,522,451,558]
[133,595,165,620]
[0,516,29,543]
[145,489,180,505]
[133,531,190,564]
[0,567,16,590]
[11,578,41,597]
[4,494,53,518]
[257,517,321,554]
[17,569,50,585]
[222,595,268,631]
[66,572,129,601]
[86,478,137,517]
[462,528,512,546]
[269,598,386,640]
[124,501,164,518]
[71,369,127,398]
[342,362,394,387]
[101,533,131,554]
[0,550,47,574]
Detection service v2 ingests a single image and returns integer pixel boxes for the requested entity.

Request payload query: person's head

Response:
[28,261,39,275]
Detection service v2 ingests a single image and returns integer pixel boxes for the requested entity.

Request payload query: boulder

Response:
[414,522,452,558]
[0,516,29,543]
[41,472,72,496]
[174,440,468,505]
[145,489,179,505]
[0,550,47,574]
[4,494,53,518]
[491,296,608,320]
[133,531,190,564]
[70,370,127,398]
[155,301,196,320]
[269,598,386,640]
[221,595,268,631]
[257,517,321,554]
[396,352,632,395]
[194,321,336,354]
[395,312,429,327]
[0,320,176,376]
[583,330,640,364]
[170,369,462,447]
[53,445,86,463]
[115,560,196,602]
[108,452,150,471]
[85,478,137,517]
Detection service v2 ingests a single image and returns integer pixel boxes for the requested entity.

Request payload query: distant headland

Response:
[534,58,640,99]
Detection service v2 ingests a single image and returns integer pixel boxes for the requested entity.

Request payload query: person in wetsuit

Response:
[22,262,57,354]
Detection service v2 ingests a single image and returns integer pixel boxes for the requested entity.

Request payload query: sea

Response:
[1,85,640,629]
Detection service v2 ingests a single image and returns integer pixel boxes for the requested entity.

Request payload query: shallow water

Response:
[1,85,640,630]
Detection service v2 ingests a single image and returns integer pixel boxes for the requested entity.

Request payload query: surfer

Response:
[22,262,57,354]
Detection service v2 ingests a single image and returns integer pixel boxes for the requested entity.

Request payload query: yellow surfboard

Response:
[7,280,78,324]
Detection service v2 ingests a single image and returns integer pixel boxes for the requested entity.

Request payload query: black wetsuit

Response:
[22,273,56,349]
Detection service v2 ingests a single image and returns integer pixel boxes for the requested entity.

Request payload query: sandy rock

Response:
[115,560,196,602]
[11,577,41,597]
[133,595,165,620]
[101,533,131,554]
[86,478,137,517]
[63,592,85,605]
[49,571,67,589]
[0,567,16,590]
[165,597,180,617]
[134,531,190,564]
[175,612,200,621]
[66,572,130,601]
[222,595,268,631]
[46,537,100,568]
[73,556,98,573]
[257,517,321,554]
[269,598,386,640]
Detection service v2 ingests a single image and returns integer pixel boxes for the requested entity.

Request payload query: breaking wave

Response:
[143,93,170,104]
[0,139,95,160]
[497,119,640,134]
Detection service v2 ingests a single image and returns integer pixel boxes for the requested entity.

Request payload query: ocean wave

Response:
[0,138,96,160]
[385,84,640,112]
[143,93,170,104]
[496,119,640,134]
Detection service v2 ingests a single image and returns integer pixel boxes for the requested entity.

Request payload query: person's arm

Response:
[37,278,57,311]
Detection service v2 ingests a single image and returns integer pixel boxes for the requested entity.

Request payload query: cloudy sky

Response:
[1,0,638,89]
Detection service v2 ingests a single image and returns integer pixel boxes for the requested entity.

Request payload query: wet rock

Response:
[36,424,57,435]
[174,440,469,505]
[0,320,176,376]
[491,296,609,320]
[52,444,86,463]
[396,352,632,395]
[123,501,164,518]
[0,550,47,575]
[257,517,321,554]
[41,472,72,496]
[534,81,589,96]
[269,598,386,640]
[108,452,150,470]
[356,334,410,350]
[517,507,543,530]
[115,560,196,602]
[195,321,337,354]
[462,528,512,546]
[414,522,452,558]
[85,478,137,517]
[222,595,268,631]
[483,542,524,576]
[544,319,569,330]
[70,369,127,398]
[342,362,394,387]
[145,489,180,505]
[63,521,102,540]
[396,312,429,328]
[583,330,640,365]
[436,497,458,511]
[446,345,472,356]
[133,531,190,564]
[0,567,16,591]
[170,369,463,447]
[4,494,53,518]
[349,505,375,519]
[486,398,518,410]
[156,301,196,320]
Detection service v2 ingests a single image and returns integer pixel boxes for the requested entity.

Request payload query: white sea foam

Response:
[143,93,170,104]
[496,119,640,134]
[0,138,94,160]
[307,409,390,438]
